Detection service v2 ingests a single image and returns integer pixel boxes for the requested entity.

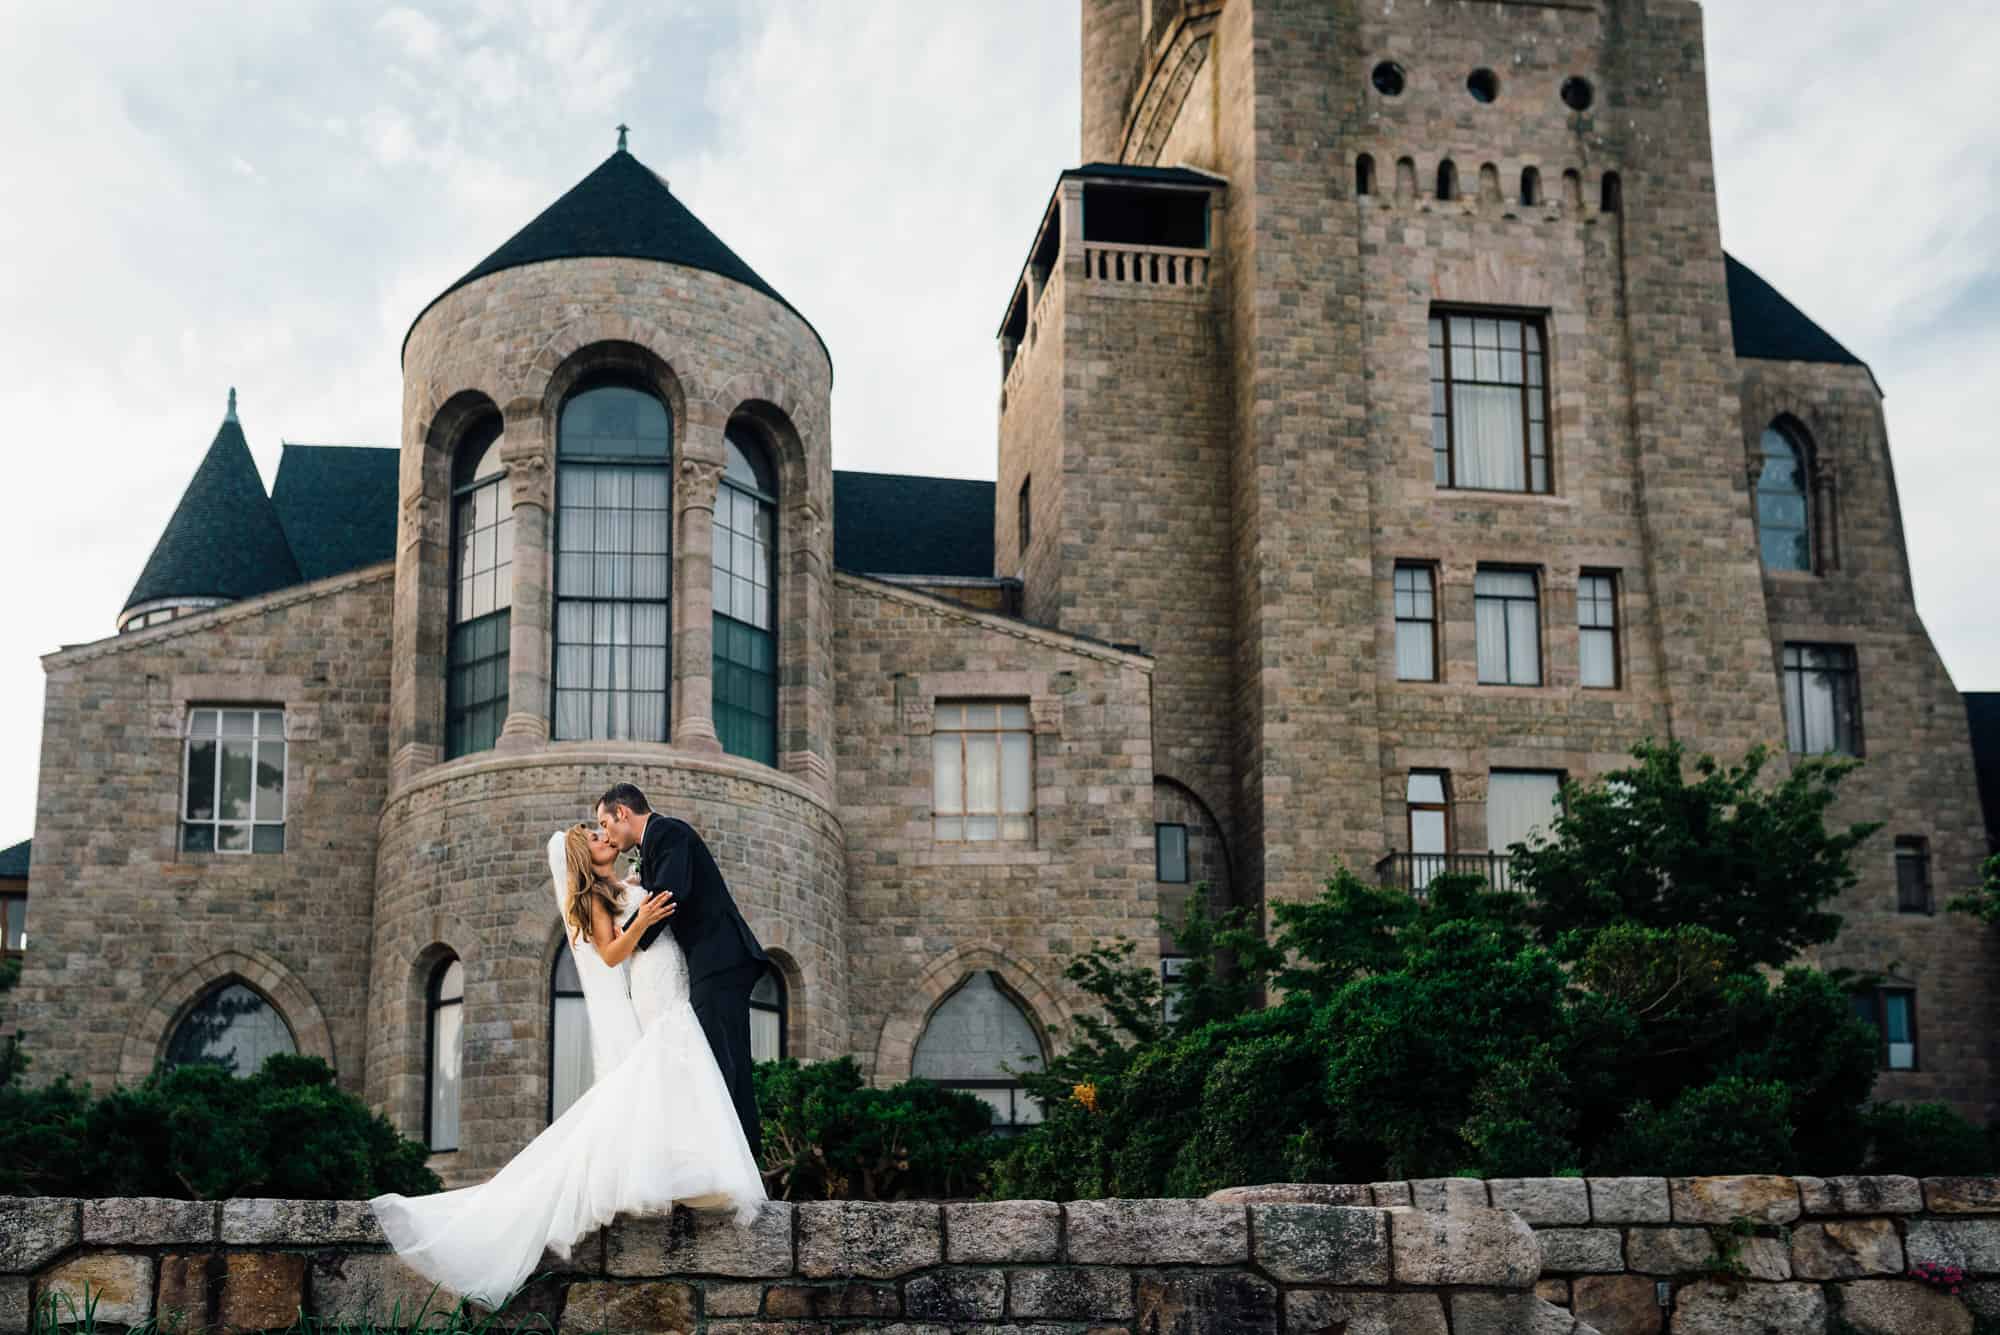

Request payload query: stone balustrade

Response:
[2,1176,1996,1333]
[1079,242,1210,290]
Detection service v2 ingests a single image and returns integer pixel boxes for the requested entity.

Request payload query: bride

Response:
[369,824,768,1308]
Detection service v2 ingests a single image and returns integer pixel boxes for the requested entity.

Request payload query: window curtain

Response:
[1487,771,1561,854]
[1452,384,1525,490]
[551,993,592,1120]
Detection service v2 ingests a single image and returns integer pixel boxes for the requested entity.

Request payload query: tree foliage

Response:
[754,1056,997,1201]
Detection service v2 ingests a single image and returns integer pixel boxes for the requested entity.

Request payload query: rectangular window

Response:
[1161,955,1191,1025]
[933,701,1035,842]
[1429,311,1550,493]
[1018,476,1032,555]
[1894,837,1932,914]
[1782,643,1861,756]
[1393,564,1438,682]
[1488,770,1562,855]
[181,708,285,854]
[1407,771,1451,892]
[1475,568,1542,685]
[1155,823,1189,883]
[1578,571,1620,689]
[553,464,672,742]
[1,893,25,954]
[447,611,511,759]
[1852,989,1918,1071]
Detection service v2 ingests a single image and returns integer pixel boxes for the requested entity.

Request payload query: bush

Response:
[1593,1077,1798,1176]
[754,1056,997,1200]
[1859,1101,1997,1177]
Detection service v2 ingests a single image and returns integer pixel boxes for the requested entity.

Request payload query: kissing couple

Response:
[370,782,772,1308]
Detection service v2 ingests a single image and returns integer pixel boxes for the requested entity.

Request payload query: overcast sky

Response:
[0,1,1993,844]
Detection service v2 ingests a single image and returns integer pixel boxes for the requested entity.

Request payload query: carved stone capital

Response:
[500,444,552,511]
[401,490,442,544]
[678,457,725,511]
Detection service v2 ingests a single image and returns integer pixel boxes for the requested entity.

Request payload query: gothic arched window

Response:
[713,423,778,765]
[549,948,590,1123]
[426,957,464,1152]
[163,980,296,1077]
[448,417,511,758]
[912,971,1045,1134]
[749,963,787,1064]
[1757,422,1815,572]
[554,380,673,742]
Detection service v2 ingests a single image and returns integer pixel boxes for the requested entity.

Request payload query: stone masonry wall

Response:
[4,568,395,1098]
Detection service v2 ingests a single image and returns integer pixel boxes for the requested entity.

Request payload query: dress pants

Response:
[690,960,766,1162]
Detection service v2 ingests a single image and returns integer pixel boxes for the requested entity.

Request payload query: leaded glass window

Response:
[163,981,296,1077]
[714,426,777,765]
[1429,311,1550,492]
[1757,425,1814,572]
[933,702,1034,842]
[182,708,285,854]
[448,420,511,757]
[912,971,1044,1134]
[554,383,672,742]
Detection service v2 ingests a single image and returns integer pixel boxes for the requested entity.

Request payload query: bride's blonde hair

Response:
[561,823,624,947]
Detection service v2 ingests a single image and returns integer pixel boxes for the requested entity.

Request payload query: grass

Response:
[31,1282,580,1335]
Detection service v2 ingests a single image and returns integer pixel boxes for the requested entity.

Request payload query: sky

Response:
[0,0,1993,843]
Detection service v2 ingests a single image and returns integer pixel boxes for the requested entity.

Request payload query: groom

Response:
[596,782,770,1159]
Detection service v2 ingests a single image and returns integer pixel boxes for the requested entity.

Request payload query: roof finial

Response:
[226,387,238,423]
[616,123,629,152]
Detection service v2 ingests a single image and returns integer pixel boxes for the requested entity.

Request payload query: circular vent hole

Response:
[1561,76,1595,111]
[1467,68,1500,103]
[1372,61,1407,96]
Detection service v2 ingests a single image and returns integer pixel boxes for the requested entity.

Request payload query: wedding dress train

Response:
[368,832,767,1308]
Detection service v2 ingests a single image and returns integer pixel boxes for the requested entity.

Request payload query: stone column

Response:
[672,452,725,754]
[497,410,552,751]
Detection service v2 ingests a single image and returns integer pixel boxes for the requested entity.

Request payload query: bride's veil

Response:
[546,831,644,1084]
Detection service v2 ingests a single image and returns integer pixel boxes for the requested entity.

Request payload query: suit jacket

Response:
[624,814,770,985]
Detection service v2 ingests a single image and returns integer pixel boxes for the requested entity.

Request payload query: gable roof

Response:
[123,408,303,615]
[273,445,400,582]
[1724,253,1867,369]
[832,471,995,578]
[0,838,27,879]
[404,148,826,370]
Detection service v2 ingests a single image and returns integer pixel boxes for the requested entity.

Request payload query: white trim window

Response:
[933,701,1034,842]
[182,708,286,854]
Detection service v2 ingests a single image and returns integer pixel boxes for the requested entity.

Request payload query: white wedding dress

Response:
[369,832,767,1308]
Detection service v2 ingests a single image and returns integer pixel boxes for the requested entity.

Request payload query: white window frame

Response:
[181,707,287,855]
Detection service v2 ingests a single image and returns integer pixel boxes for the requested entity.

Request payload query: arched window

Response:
[749,963,787,1063]
[448,416,511,758]
[554,380,673,742]
[1600,171,1622,213]
[549,948,591,1123]
[1436,159,1458,202]
[163,980,296,1077]
[1355,153,1375,198]
[911,971,1045,1134]
[1757,422,1815,572]
[426,957,464,1152]
[714,423,778,765]
[1520,166,1542,207]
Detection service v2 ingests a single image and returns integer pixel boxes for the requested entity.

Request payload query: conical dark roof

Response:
[123,398,302,614]
[404,148,824,365]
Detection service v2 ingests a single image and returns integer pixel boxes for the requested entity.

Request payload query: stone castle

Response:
[6,0,1994,1181]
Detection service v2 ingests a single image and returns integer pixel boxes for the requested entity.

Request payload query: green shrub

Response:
[1859,1101,1996,1177]
[1593,1077,1797,1177]
[754,1056,996,1200]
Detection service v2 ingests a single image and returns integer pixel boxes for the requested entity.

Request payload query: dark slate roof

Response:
[1969,693,2000,849]
[405,149,826,370]
[0,838,27,879]
[1724,253,1867,368]
[833,470,994,578]
[1064,162,1226,187]
[124,411,303,614]
[273,445,399,581]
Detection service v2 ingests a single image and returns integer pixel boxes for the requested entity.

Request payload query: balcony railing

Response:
[1081,242,1210,289]
[1374,851,1520,898]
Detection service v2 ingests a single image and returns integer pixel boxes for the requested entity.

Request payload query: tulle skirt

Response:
[369,997,765,1309]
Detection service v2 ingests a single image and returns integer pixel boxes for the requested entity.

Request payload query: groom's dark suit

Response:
[625,813,770,1159]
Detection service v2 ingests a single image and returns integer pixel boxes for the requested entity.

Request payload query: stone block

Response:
[1369,1180,1413,1206]
[1835,1279,1972,1335]
[1133,1270,1277,1335]
[1386,1206,1539,1288]
[905,1270,1004,1322]
[1907,1218,2000,1273]
[156,1253,217,1328]
[1925,1178,2000,1214]
[221,1198,385,1245]
[1207,1183,1371,1207]
[1538,1227,1624,1273]
[1065,1199,1248,1265]
[0,1199,77,1274]
[797,1202,940,1279]
[1571,1274,1663,1335]
[221,1252,309,1331]
[1588,1178,1670,1224]
[35,1253,154,1328]
[607,1202,793,1278]
[1283,1289,1447,1335]
[1732,1236,1791,1281]
[1490,1178,1592,1225]
[306,1250,466,1323]
[703,1281,764,1317]
[1666,1280,1824,1333]
[0,1278,29,1335]
[1450,1292,1583,1335]
[1668,1176,1800,1225]
[945,1199,1059,1262]
[1796,1175,1922,1216]
[703,1325,829,1335]
[1008,1268,1135,1320]
[1964,1280,2000,1317]
[1248,1204,1389,1284]
[82,1196,216,1245]
[1625,1227,1716,1275]
[760,1280,901,1319]
[1536,1278,1571,1305]
[557,1281,695,1335]
[1409,1176,1489,1212]
[1791,1218,1905,1279]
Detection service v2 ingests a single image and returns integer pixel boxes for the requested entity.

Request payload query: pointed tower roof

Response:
[404,142,824,365]
[123,391,303,615]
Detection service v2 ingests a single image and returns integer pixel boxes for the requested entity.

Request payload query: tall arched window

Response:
[1436,159,1458,202]
[1600,171,1623,213]
[448,417,511,758]
[426,957,463,1152]
[714,423,778,765]
[749,963,787,1064]
[163,980,296,1077]
[912,971,1045,1134]
[1757,422,1815,572]
[1520,166,1542,207]
[549,948,591,1123]
[554,380,672,742]
[1355,153,1375,198]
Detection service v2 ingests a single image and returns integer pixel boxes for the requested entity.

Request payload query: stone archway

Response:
[120,947,334,1084]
